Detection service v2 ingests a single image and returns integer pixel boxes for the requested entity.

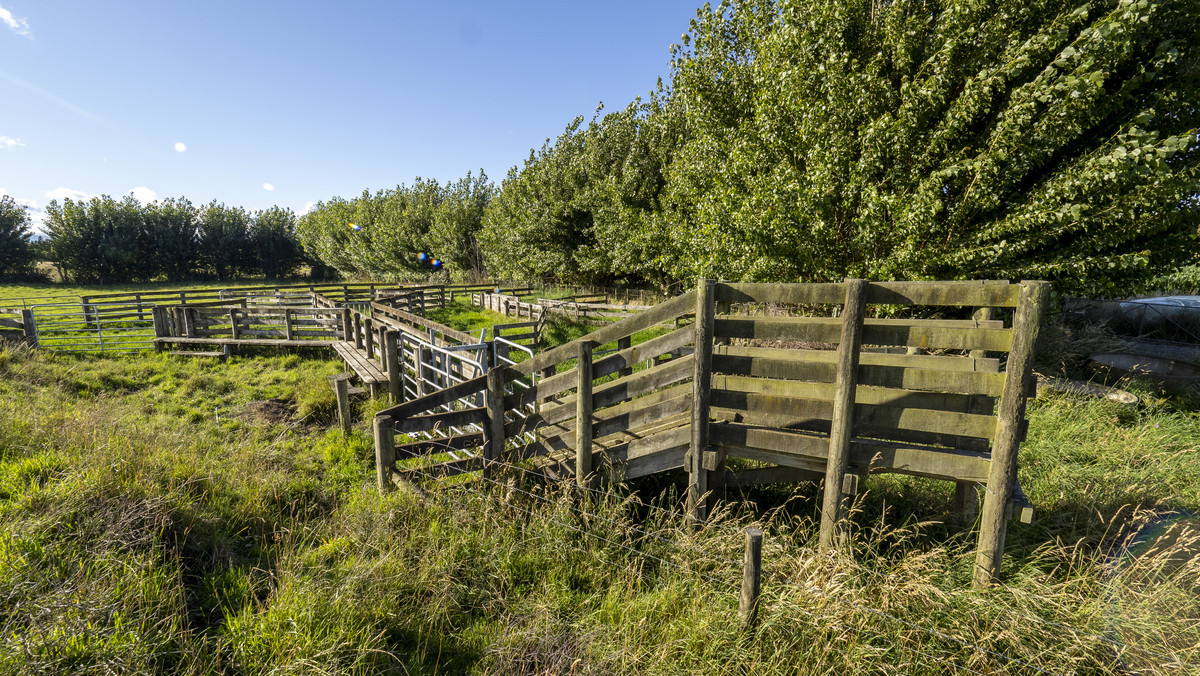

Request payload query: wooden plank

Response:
[534,389,693,444]
[714,317,1013,352]
[576,341,594,487]
[394,432,486,457]
[711,423,993,482]
[709,388,995,441]
[393,407,485,434]
[538,356,694,426]
[712,375,991,418]
[716,280,1019,307]
[514,289,697,376]
[538,326,693,400]
[154,336,337,347]
[974,281,1050,588]
[821,278,867,552]
[374,373,490,420]
[370,302,476,344]
[712,347,1005,395]
[690,279,716,525]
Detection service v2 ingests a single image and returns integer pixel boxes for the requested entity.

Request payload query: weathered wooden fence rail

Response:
[375,279,1049,588]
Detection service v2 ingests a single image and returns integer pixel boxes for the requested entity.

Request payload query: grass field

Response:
[0,289,1197,674]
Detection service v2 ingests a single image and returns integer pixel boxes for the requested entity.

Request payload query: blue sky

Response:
[0,1,700,231]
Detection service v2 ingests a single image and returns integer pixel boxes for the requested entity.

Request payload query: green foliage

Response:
[0,196,35,277]
[43,196,310,283]
[45,195,146,284]
[197,201,252,279]
[249,206,304,280]
[487,0,1200,295]
[296,172,494,281]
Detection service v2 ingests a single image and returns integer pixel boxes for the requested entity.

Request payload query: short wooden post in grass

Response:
[575,340,594,489]
[385,330,401,404]
[973,281,1049,589]
[374,414,395,494]
[21,309,36,348]
[485,363,506,483]
[342,308,353,341]
[688,278,716,527]
[819,278,868,553]
[739,526,763,632]
[331,374,351,436]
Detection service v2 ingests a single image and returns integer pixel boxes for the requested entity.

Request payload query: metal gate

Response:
[29,301,157,354]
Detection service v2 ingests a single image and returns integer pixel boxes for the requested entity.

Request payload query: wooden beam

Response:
[974,281,1049,588]
[688,278,715,526]
[820,278,867,552]
[576,341,594,488]
[374,415,395,494]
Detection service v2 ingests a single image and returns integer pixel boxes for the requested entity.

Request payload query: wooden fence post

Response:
[385,330,401,404]
[364,317,374,359]
[485,363,506,483]
[21,309,36,348]
[973,281,1049,588]
[284,309,294,340]
[374,415,395,494]
[575,340,594,489]
[739,526,763,631]
[229,309,240,340]
[957,305,995,526]
[354,312,363,349]
[331,374,351,436]
[618,336,632,377]
[688,278,715,527]
[342,308,353,341]
[819,278,868,552]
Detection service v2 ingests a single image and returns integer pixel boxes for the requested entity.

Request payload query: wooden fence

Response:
[0,308,34,346]
[373,279,1049,588]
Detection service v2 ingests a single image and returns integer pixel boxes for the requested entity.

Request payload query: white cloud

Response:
[174,141,186,152]
[0,5,32,38]
[128,186,157,203]
[297,201,317,216]
[0,135,23,149]
[45,187,95,202]
[262,182,275,191]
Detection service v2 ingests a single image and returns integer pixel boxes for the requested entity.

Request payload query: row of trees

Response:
[473,0,1199,296]
[295,172,495,281]
[42,196,308,284]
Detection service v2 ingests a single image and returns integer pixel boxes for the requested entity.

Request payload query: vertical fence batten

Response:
[973,281,1050,588]
[819,278,868,552]
[576,341,595,489]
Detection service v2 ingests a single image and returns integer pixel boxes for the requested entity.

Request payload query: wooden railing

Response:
[374,279,1049,588]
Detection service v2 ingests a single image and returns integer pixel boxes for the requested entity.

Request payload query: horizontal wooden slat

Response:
[714,317,1013,352]
[155,337,336,347]
[716,280,1019,307]
[538,356,694,425]
[395,432,484,457]
[711,384,997,442]
[375,372,491,420]
[514,289,697,376]
[394,407,485,434]
[711,423,993,482]
[538,390,693,444]
[538,326,693,400]
[713,375,992,417]
[712,348,1005,396]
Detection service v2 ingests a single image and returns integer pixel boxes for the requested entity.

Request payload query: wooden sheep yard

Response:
[373,279,1048,589]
